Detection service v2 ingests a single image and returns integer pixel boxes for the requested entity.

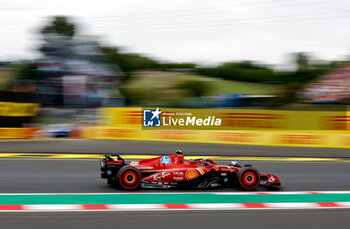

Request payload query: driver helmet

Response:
[175,149,183,154]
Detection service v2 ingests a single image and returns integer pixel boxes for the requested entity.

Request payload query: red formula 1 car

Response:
[100,150,281,191]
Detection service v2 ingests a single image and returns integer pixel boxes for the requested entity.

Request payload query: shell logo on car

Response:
[185,168,205,180]
[185,169,198,180]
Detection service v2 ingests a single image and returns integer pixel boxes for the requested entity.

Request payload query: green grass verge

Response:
[121,72,282,105]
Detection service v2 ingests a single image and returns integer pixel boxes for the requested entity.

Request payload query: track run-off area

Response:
[0,192,350,212]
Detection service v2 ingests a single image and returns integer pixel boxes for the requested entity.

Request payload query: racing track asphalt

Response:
[0,139,349,228]
[0,159,349,193]
[0,139,349,157]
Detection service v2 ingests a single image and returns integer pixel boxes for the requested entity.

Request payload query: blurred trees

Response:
[273,53,331,104]
[40,16,76,37]
[119,73,212,107]
[284,53,329,84]
[36,17,330,90]
[175,79,211,97]
[157,63,196,70]
[9,14,348,106]
[197,54,330,85]
[197,61,276,83]
[100,47,197,73]
[100,47,158,72]
[16,63,37,80]
[295,52,309,70]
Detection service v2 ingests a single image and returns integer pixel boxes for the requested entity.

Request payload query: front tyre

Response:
[117,166,142,190]
[237,167,260,191]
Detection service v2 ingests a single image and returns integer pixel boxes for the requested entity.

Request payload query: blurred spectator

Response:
[299,65,350,104]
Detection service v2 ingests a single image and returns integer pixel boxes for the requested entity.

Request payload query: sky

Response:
[1,0,350,68]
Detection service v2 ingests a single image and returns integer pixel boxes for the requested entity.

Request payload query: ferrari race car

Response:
[100,150,281,191]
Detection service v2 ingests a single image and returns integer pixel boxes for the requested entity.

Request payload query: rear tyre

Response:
[116,166,142,190]
[237,167,260,191]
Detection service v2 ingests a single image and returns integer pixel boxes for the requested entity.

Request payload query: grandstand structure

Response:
[299,65,350,104]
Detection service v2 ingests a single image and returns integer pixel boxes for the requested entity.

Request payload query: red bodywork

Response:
[113,153,279,186]
[131,154,233,183]
[101,153,281,190]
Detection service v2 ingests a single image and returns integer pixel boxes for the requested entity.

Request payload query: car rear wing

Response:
[104,154,124,161]
[100,154,126,179]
